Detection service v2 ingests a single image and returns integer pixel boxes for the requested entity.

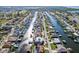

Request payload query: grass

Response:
[31,44,35,52]
[31,44,34,49]
[76,16,79,20]
[73,24,79,30]
[44,44,48,48]
[50,43,57,50]
[67,15,73,21]
[0,36,2,40]
[0,19,8,24]
[75,24,79,30]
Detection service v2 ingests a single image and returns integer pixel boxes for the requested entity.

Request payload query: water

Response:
[45,12,79,53]
[67,11,79,13]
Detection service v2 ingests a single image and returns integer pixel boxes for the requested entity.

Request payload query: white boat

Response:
[62,40,66,44]
[59,34,62,37]
[74,39,79,43]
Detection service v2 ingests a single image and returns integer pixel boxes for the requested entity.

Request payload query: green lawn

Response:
[0,19,8,24]
[50,43,57,50]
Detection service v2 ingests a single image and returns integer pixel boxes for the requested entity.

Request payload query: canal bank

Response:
[45,12,79,53]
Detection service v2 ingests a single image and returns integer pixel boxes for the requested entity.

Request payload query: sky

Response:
[0,0,79,6]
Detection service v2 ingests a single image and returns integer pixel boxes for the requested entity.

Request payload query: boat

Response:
[74,39,79,43]
[62,40,67,44]
[58,34,62,37]
[56,31,59,33]
[53,38,61,44]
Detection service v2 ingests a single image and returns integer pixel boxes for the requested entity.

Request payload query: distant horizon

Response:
[65,6,79,9]
[0,6,79,9]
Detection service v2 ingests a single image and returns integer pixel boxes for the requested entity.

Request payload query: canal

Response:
[45,12,79,53]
